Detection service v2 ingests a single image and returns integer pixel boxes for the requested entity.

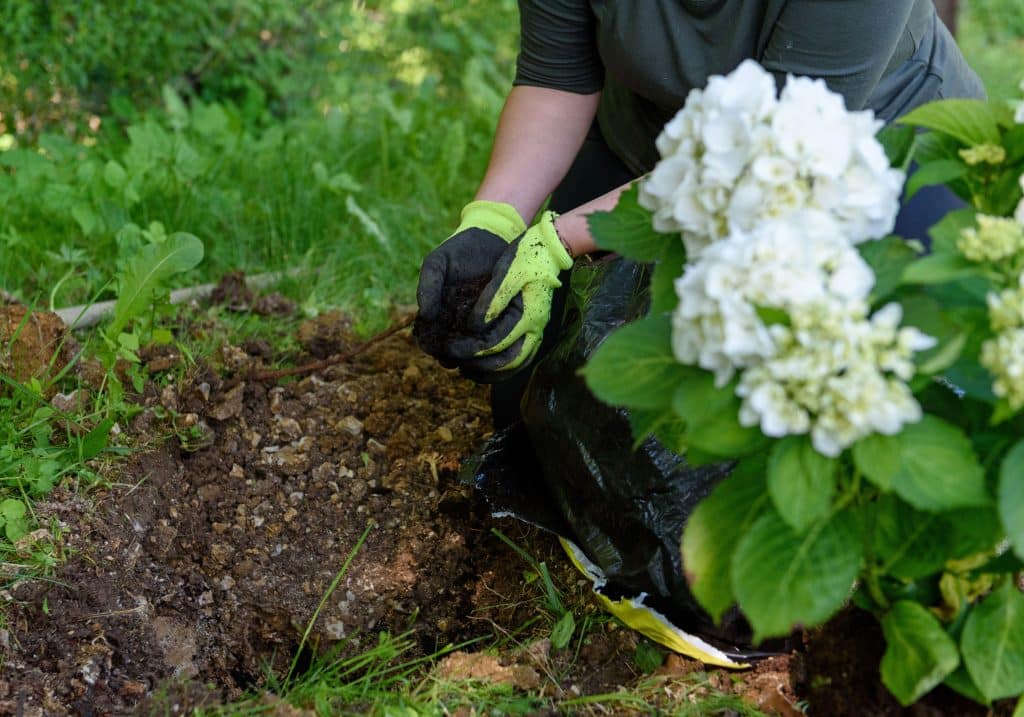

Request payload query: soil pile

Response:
[2,310,510,714]
[0,294,1000,716]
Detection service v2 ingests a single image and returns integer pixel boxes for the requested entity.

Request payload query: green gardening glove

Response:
[414,200,527,363]
[449,211,573,376]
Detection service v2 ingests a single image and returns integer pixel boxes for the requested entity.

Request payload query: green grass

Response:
[1,0,519,333]
[187,529,770,717]
[0,371,116,586]
[0,0,518,569]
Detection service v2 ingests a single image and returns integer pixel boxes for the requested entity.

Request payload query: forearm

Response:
[553,179,637,257]
[475,85,600,223]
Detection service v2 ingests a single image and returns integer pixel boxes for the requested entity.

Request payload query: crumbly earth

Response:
[0,296,1006,716]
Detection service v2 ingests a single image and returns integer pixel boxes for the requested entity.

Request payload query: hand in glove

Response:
[449,211,573,377]
[414,200,526,363]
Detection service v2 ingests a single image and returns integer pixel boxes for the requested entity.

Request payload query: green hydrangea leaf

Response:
[881,601,960,706]
[876,123,916,170]
[897,99,1001,147]
[872,496,949,579]
[905,159,967,202]
[767,436,837,533]
[891,416,989,512]
[649,237,686,316]
[858,237,919,304]
[681,459,768,623]
[945,507,1007,562]
[962,580,1024,702]
[901,254,984,286]
[588,184,675,263]
[628,408,688,453]
[943,666,988,705]
[999,441,1024,561]
[926,207,979,255]
[672,372,768,458]
[1004,124,1024,163]
[731,508,862,641]
[852,434,901,491]
[582,315,692,412]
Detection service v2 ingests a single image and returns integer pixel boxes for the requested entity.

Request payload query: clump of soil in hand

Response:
[413,276,489,359]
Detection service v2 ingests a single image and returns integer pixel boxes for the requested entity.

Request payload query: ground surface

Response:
[0,288,1004,716]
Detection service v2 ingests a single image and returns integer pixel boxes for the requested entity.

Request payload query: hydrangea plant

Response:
[583,62,1024,708]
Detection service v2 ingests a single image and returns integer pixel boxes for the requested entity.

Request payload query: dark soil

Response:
[412,276,489,358]
[0,290,1006,716]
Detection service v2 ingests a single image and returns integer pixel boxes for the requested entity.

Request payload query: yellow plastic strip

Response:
[558,537,749,669]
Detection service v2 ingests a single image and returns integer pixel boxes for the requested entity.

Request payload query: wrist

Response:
[551,213,596,259]
[454,200,527,242]
[537,212,574,270]
[551,215,574,259]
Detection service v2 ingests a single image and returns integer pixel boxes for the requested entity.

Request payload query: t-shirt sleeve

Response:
[514,0,604,94]
[759,0,917,110]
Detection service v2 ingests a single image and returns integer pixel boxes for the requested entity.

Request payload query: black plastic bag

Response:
[468,256,776,663]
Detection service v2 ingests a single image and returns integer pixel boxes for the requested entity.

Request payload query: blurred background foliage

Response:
[0,0,514,138]
[0,0,519,330]
[0,0,1021,330]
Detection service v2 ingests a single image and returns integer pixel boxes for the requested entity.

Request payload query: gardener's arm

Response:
[475,0,607,224]
[474,85,600,225]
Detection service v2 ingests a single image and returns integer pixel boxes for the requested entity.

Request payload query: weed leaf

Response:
[550,611,576,651]
[0,498,30,542]
[81,418,116,460]
[107,233,204,338]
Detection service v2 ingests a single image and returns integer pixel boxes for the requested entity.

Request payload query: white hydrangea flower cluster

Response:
[735,301,935,457]
[958,214,1024,263]
[639,59,905,259]
[669,211,934,456]
[671,212,874,387]
[981,330,1024,410]
[643,61,932,456]
[982,276,1024,410]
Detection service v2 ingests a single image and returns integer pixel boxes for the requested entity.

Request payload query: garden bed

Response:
[0,293,1002,715]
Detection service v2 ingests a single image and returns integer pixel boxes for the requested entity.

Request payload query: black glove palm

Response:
[414,227,509,366]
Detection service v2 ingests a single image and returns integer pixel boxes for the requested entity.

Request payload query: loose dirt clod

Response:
[0,305,76,393]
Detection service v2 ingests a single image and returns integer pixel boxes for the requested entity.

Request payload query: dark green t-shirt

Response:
[515,0,986,175]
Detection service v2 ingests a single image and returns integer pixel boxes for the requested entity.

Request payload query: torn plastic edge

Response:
[556,537,750,669]
[488,508,752,668]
